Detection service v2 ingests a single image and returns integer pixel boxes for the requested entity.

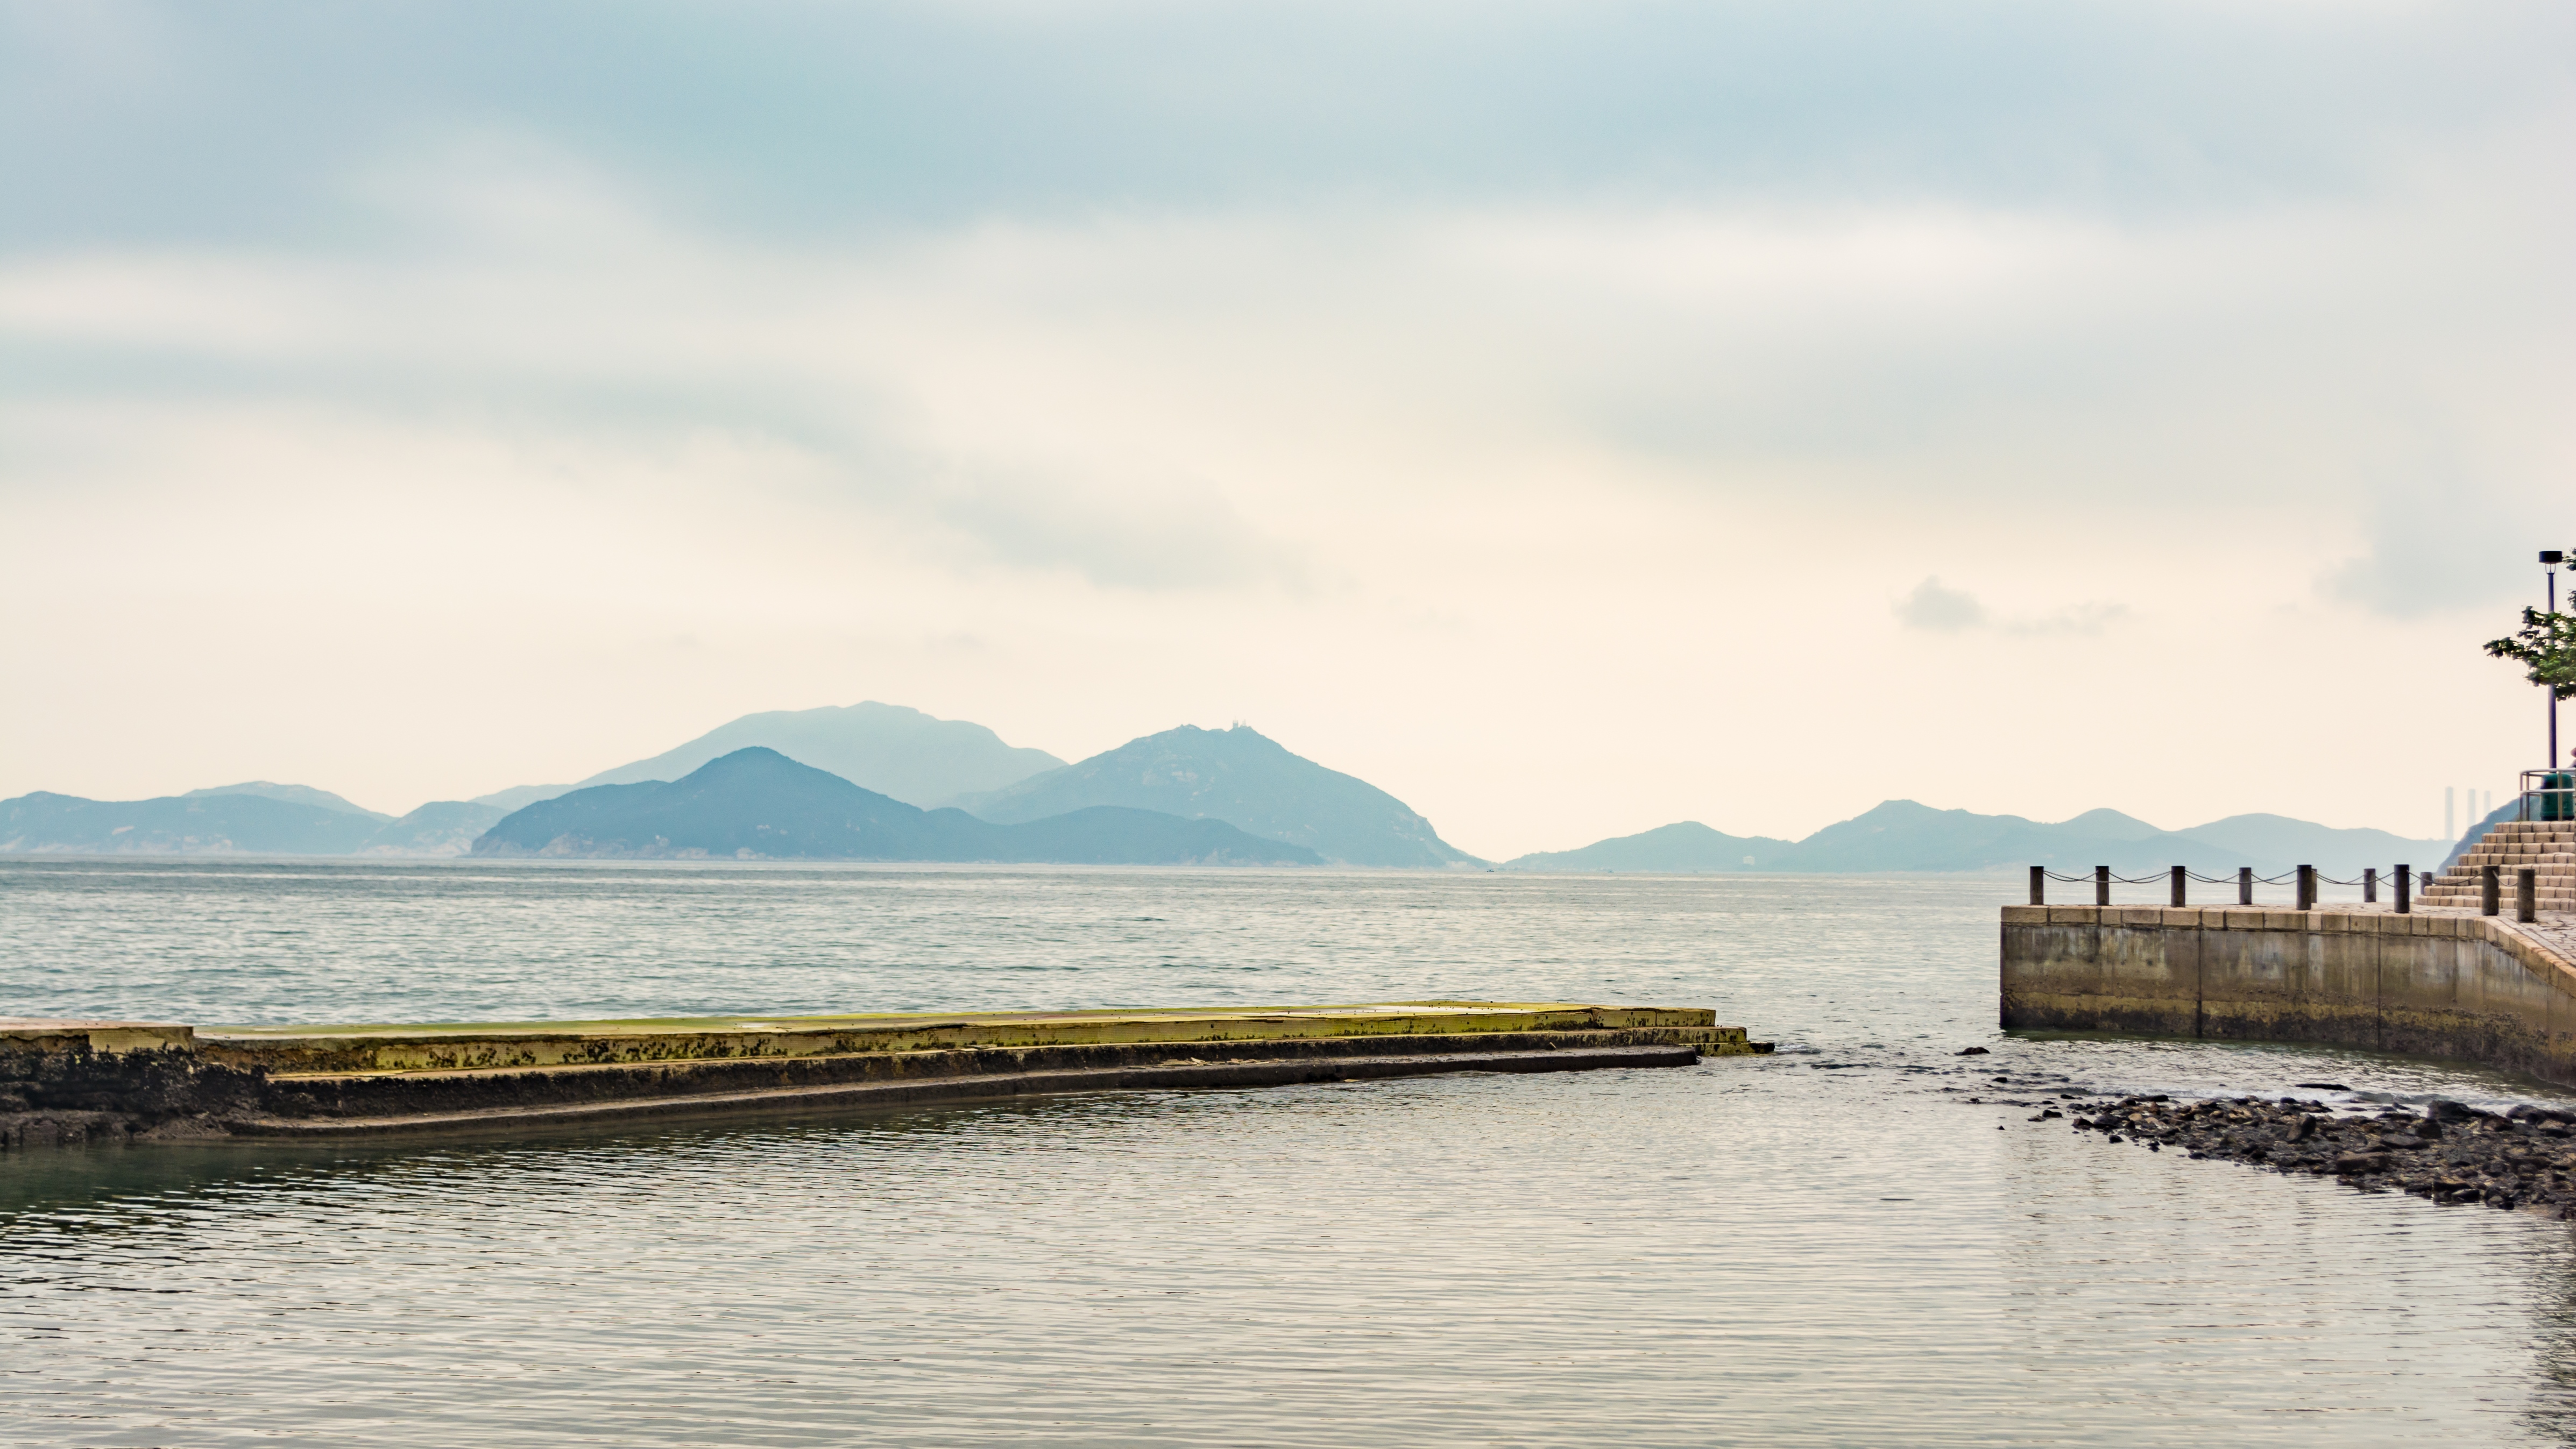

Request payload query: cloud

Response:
[1896,577,1986,631]
[7,0,2572,250]
[924,468,1310,592]
[2320,476,2566,620]
[1896,578,2124,636]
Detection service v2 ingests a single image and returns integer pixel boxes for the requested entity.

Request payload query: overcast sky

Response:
[5,0,2572,856]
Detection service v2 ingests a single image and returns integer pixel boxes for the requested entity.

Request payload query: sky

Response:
[4,0,2572,859]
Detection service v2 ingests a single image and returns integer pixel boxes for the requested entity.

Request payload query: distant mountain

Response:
[1506,821,1795,872]
[180,781,388,819]
[2178,813,2447,870]
[552,702,1065,809]
[472,748,1320,865]
[356,801,509,856]
[0,791,387,854]
[1785,801,2216,872]
[951,725,1477,868]
[470,783,574,813]
[1509,800,2452,875]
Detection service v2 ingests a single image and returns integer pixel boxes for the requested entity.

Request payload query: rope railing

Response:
[2028,861,2448,912]
[2030,856,2551,924]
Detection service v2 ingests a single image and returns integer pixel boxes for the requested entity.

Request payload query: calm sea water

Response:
[4,858,2574,1447]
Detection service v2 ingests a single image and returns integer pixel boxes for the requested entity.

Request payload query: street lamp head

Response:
[2546,550,2567,566]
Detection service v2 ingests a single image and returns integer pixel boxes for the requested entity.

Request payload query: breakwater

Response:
[2030,1090,2576,1215]
[1,1001,1765,1148]
[2000,903,2576,1082]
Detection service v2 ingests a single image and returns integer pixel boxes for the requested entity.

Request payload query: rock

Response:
[2382,1133,2428,1149]
[1956,1046,1991,1056]
[2427,1099,2479,1125]
[2294,1082,2353,1091]
[2332,1152,2391,1175]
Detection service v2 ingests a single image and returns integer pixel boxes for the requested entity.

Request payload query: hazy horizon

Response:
[6,2,2571,859]
[4,702,2464,861]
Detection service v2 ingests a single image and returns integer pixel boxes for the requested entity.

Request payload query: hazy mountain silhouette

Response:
[1506,821,1795,872]
[577,702,1061,805]
[472,748,1319,864]
[1509,800,2451,875]
[950,724,1476,868]
[470,783,574,812]
[179,781,388,818]
[2178,813,2447,870]
[0,791,387,854]
[356,801,509,856]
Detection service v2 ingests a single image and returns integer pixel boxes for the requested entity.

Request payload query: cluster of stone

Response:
[2058,1094,2576,1214]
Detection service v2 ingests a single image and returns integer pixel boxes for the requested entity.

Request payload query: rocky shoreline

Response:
[1973,1079,2576,1215]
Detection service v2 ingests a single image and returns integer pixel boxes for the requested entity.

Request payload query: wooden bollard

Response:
[2237,866,2253,906]
[2094,865,2110,907]
[2296,865,2316,912]
[2363,867,2377,904]
[2030,865,2045,906]
[2482,865,2501,917]
[2169,865,2185,907]
[2395,863,2411,914]
[2520,868,2538,924]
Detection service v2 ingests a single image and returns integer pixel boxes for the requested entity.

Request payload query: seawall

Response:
[2001,905,2576,1084]
[3,1001,1767,1148]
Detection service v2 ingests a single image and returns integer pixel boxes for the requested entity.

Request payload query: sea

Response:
[4,856,2575,1448]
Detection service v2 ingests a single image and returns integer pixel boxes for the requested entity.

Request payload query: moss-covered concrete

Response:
[2000,905,2576,1084]
[199,1001,1736,1076]
[3,1001,1764,1145]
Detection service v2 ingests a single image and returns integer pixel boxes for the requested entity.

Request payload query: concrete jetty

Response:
[2,1001,1767,1149]
[2001,901,2576,1083]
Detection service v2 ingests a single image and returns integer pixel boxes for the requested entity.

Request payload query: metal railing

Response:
[2516,771,2576,823]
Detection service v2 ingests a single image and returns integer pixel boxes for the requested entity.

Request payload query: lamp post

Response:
[2549,550,2566,776]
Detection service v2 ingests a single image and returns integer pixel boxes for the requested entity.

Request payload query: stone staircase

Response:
[2421,819,2576,913]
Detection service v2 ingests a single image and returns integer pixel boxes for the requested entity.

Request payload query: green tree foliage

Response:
[2486,608,2576,700]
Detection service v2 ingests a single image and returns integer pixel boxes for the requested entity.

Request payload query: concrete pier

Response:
[3,1001,1767,1148]
[2001,904,2576,1083]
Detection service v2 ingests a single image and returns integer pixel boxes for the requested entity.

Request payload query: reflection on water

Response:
[5,862,2576,1445]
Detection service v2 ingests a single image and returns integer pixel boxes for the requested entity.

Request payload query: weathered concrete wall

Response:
[2001,906,2576,1084]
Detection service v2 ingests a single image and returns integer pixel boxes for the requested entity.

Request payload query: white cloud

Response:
[1896,578,1986,631]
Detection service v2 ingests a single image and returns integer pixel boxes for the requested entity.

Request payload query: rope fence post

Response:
[2169,865,2185,907]
[2237,866,2253,906]
[2029,865,2044,906]
[2363,867,2377,904]
[2395,863,2411,915]
[2094,866,2110,907]
[2482,865,2501,917]
[2520,868,2538,924]
[2296,865,2316,912]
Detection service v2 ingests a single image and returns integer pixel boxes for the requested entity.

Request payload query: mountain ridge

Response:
[0,791,501,856]
[951,724,1478,868]
[1508,800,2451,876]
[476,702,1065,813]
[474,748,1320,865]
